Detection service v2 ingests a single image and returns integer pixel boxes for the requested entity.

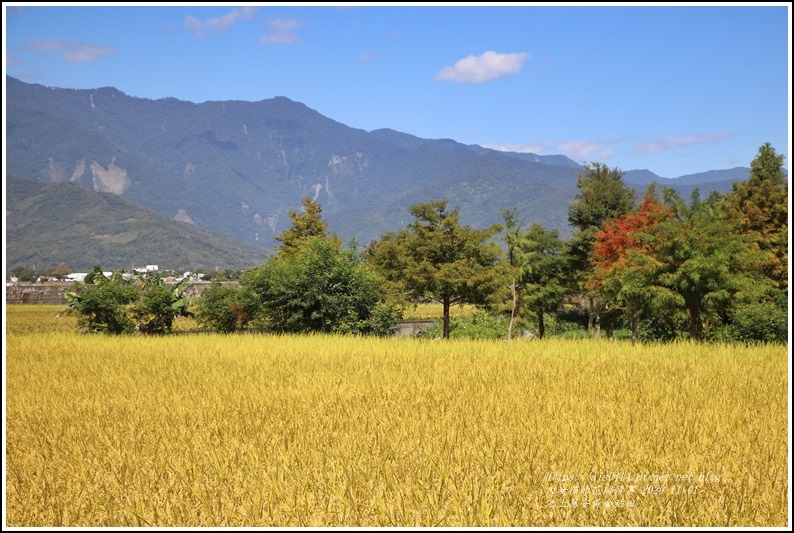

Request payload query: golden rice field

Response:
[4,305,790,527]
[401,302,479,321]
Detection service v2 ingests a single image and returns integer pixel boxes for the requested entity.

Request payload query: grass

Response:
[4,305,790,527]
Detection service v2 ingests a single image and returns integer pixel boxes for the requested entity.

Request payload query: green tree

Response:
[591,189,673,343]
[9,266,38,282]
[63,267,196,335]
[195,281,255,333]
[131,272,194,334]
[48,265,74,280]
[640,189,754,341]
[724,142,788,292]
[242,237,399,335]
[84,264,105,285]
[367,200,505,339]
[568,162,637,234]
[274,197,340,255]
[567,162,636,335]
[517,223,570,339]
[500,208,524,340]
[63,269,138,334]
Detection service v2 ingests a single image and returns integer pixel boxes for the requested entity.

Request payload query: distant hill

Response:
[622,167,752,197]
[5,75,769,267]
[6,175,269,271]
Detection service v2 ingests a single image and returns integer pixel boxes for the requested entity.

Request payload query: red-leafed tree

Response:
[593,191,671,271]
[567,162,636,336]
[590,187,672,343]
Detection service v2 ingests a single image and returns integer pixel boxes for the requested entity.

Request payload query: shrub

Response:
[241,237,399,335]
[417,312,507,340]
[63,270,138,334]
[730,302,788,343]
[195,282,242,333]
[64,268,194,335]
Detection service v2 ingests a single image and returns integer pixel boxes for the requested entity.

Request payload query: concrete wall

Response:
[5,283,71,305]
[394,320,435,338]
[181,281,237,298]
[5,280,236,305]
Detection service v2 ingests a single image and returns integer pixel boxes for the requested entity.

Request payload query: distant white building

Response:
[134,265,159,273]
[65,272,115,282]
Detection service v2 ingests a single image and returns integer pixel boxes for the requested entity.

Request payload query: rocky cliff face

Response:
[90,158,130,195]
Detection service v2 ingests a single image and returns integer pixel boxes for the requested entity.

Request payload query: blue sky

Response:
[3,2,791,178]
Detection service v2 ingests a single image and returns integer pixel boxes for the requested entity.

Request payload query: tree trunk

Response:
[507,280,517,341]
[443,295,451,339]
[631,313,638,345]
[538,310,545,339]
[688,302,700,341]
[594,310,601,339]
[587,296,594,331]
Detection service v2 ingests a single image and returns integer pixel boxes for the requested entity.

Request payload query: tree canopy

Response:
[568,162,636,232]
[724,142,788,292]
[274,197,340,255]
[241,237,398,336]
[367,200,505,339]
[516,223,569,339]
[591,190,673,342]
[233,199,399,336]
[567,162,637,334]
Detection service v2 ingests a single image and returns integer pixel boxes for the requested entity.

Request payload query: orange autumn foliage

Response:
[593,194,671,270]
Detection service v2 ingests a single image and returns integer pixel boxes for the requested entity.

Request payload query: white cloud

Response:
[485,140,616,162]
[357,51,376,66]
[259,18,304,45]
[482,143,546,154]
[633,132,733,153]
[25,41,116,63]
[556,140,614,162]
[26,40,63,53]
[184,7,257,38]
[435,51,531,84]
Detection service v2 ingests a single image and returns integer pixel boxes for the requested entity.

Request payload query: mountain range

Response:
[5,75,761,271]
[6,174,269,272]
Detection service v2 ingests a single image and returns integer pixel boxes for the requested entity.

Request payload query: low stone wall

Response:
[5,283,72,305]
[394,320,435,338]
[180,281,238,298]
[5,280,236,305]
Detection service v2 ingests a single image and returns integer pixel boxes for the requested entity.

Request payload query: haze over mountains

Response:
[5,75,759,271]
